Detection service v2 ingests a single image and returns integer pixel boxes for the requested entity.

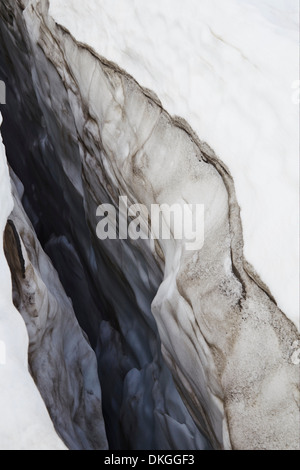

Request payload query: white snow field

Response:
[49,0,299,328]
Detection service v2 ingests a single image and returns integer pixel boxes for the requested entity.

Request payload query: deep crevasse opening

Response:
[0,0,298,451]
[0,0,211,451]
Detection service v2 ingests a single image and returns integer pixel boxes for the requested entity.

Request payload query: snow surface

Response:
[0,116,66,450]
[49,0,299,328]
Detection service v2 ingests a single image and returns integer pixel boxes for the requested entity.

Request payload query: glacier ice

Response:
[0,115,66,450]
[4,171,108,450]
[0,0,210,451]
[49,0,299,326]
[0,0,299,451]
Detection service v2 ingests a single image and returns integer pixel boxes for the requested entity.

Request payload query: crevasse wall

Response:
[49,0,299,327]
[0,0,299,450]
[0,116,67,450]
[0,0,210,450]
[4,172,108,450]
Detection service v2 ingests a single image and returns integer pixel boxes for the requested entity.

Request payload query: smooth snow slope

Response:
[0,117,66,450]
[49,0,299,328]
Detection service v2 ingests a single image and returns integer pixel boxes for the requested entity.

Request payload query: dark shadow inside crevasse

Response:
[0,10,211,451]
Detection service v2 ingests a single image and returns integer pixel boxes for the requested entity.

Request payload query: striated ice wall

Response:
[0,0,211,450]
[0,0,299,450]
[0,116,67,450]
[4,171,108,450]
[49,0,299,327]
